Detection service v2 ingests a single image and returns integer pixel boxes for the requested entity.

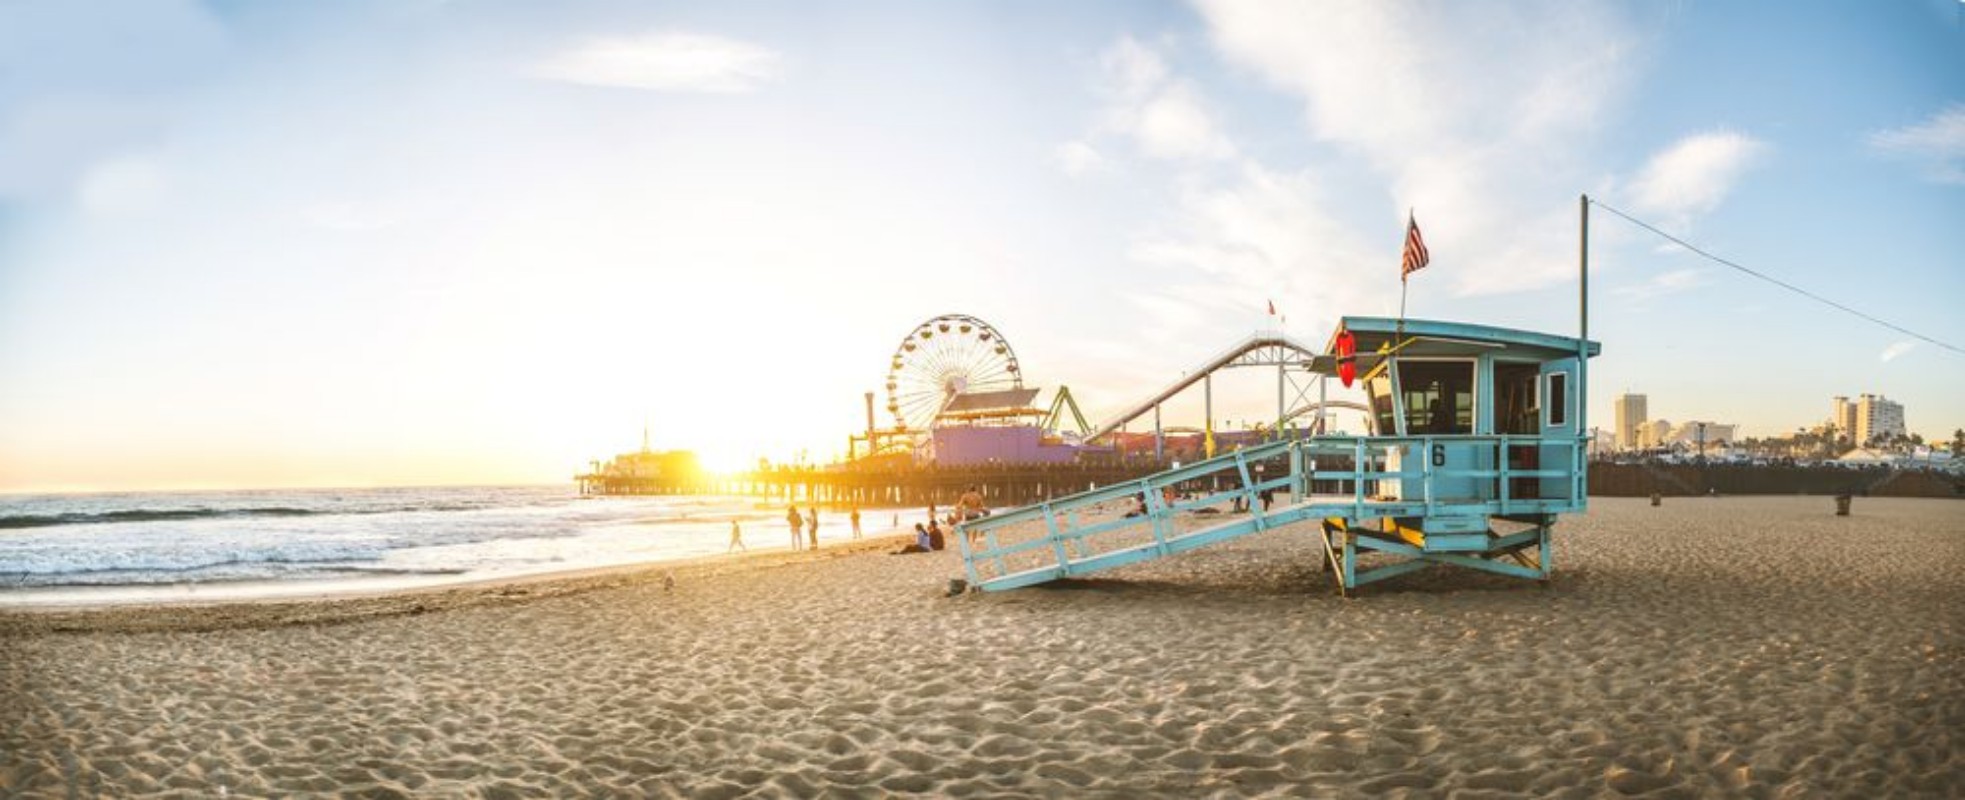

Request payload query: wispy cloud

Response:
[1125,82,1235,160]
[1629,131,1766,225]
[1194,0,1642,296]
[533,31,781,93]
[1126,163,1384,338]
[1869,104,1965,185]
[1879,340,1918,363]
[1101,36,1169,98]
[1054,141,1106,176]
[76,153,169,217]
[301,199,410,232]
[1613,267,1705,301]
[1056,36,1235,172]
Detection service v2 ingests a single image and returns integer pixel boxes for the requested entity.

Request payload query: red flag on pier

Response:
[1400,212,1429,280]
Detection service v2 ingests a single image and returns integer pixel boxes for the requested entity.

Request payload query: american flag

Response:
[1401,212,1429,279]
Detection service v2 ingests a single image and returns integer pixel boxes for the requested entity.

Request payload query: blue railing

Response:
[957,433,1585,590]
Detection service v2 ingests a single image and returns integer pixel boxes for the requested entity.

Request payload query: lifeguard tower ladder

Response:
[958,316,1600,594]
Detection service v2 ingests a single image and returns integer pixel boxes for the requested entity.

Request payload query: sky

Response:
[1,0,1961,493]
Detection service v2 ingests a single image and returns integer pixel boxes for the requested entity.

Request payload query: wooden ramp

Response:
[957,435,1584,594]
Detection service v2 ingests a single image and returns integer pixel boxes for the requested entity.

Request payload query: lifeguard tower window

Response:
[1547,372,1568,427]
[1367,375,1397,436]
[1397,361,1474,435]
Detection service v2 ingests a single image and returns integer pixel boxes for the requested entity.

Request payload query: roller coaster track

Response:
[1081,332,1333,443]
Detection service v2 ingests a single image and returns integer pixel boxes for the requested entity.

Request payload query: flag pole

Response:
[1397,208,1412,336]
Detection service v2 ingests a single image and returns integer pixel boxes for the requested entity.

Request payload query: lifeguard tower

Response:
[957,316,1600,594]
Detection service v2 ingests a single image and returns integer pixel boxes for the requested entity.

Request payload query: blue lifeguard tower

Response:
[957,316,1600,595]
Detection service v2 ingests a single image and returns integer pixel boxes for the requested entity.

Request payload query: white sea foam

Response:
[0,486,878,603]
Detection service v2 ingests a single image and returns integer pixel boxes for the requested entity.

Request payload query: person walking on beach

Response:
[787,505,803,551]
[957,485,988,547]
[957,485,987,522]
[806,507,819,550]
[728,520,746,553]
[849,507,862,539]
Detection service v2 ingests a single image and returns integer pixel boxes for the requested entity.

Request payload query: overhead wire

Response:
[1588,198,1961,356]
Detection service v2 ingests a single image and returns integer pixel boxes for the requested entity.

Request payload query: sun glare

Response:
[693,445,762,476]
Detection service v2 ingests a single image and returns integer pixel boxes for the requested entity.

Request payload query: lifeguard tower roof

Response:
[1308,316,1601,373]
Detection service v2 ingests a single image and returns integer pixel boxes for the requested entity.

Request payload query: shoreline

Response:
[0,531,917,635]
[0,491,925,619]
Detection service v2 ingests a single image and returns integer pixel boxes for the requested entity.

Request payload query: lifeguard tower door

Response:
[1539,357,1579,500]
[1495,361,1542,500]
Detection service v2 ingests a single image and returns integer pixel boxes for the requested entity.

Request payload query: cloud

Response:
[76,154,169,216]
[533,31,781,93]
[1879,340,1918,363]
[1054,141,1106,176]
[1868,104,1965,185]
[1198,1,1631,158]
[0,1,224,204]
[1629,131,1766,224]
[1058,36,1235,169]
[1192,0,1642,295]
[301,199,411,232]
[1131,83,1235,160]
[1125,163,1385,340]
[1100,36,1169,98]
[1613,267,1705,301]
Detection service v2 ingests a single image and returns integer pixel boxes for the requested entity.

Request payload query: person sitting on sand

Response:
[892,523,932,555]
[926,520,946,551]
[728,520,746,553]
[787,506,803,551]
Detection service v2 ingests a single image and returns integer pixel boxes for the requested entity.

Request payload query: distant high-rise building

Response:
[1614,393,1647,450]
[1831,396,1857,444]
[1853,394,1906,445]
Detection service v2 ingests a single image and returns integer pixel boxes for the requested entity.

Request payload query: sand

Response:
[2,496,1961,798]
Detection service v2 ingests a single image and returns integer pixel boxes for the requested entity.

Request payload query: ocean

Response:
[0,486,891,606]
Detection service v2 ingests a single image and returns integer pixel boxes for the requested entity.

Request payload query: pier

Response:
[579,459,1174,509]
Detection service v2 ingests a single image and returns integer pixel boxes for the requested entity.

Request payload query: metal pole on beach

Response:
[1572,195,1587,412]
[1579,194,1591,502]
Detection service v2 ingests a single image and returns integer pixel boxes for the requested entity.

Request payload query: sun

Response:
[692,443,761,476]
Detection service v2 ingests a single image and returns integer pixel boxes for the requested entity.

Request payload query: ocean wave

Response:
[0,507,330,529]
[1,562,468,588]
[0,488,763,594]
[0,502,532,530]
[0,539,389,579]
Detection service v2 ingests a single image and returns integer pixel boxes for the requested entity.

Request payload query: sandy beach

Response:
[3,496,1960,797]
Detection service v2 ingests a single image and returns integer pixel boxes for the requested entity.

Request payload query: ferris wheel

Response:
[884,314,1024,433]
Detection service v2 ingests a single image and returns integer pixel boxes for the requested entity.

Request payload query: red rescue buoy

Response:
[1335,330,1357,388]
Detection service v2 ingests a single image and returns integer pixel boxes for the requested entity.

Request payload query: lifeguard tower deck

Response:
[958,317,1600,594]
